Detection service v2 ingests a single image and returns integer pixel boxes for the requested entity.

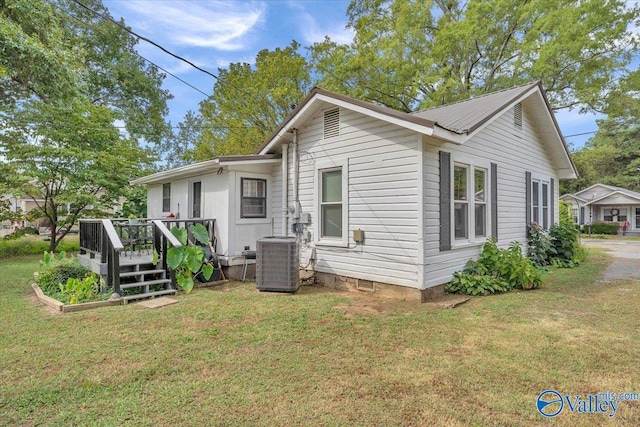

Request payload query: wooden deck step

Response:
[119,269,166,278]
[120,279,171,290]
[122,289,177,302]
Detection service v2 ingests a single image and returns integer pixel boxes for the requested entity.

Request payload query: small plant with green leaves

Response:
[166,223,214,293]
[446,238,542,296]
[57,274,106,304]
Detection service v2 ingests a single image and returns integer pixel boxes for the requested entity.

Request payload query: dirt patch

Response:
[28,292,62,315]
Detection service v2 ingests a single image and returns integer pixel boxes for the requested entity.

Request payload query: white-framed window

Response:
[453,165,469,239]
[315,159,348,246]
[240,178,267,218]
[190,181,202,219]
[452,161,490,243]
[530,175,551,229]
[474,168,487,237]
[162,183,171,213]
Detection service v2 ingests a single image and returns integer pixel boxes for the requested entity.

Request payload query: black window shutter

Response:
[525,171,532,235]
[550,178,555,226]
[491,163,498,240]
[439,151,451,251]
[579,207,585,225]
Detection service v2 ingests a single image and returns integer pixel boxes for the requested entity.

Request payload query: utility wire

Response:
[54,1,209,97]
[69,0,283,113]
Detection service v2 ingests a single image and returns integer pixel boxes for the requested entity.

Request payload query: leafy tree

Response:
[561,119,640,194]
[2,98,151,250]
[310,0,638,113]
[194,41,311,158]
[158,110,204,169]
[0,0,171,251]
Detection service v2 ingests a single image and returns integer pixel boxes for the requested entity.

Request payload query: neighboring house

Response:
[136,81,577,300]
[561,183,640,232]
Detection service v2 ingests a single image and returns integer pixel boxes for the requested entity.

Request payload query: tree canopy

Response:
[0,0,170,250]
[193,41,311,159]
[310,0,639,113]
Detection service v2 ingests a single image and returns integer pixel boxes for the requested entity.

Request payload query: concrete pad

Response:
[136,296,179,309]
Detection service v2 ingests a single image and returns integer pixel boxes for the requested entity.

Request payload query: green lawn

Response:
[1,252,639,426]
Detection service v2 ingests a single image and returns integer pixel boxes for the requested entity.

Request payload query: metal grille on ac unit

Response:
[256,237,299,292]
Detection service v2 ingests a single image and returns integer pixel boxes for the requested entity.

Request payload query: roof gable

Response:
[255,83,577,179]
[587,190,640,206]
[411,82,539,135]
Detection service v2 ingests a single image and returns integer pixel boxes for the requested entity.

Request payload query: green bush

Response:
[36,258,91,295]
[548,224,584,267]
[527,224,555,267]
[528,223,586,268]
[446,239,542,296]
[584,222,619,235]
[0,237,79,259]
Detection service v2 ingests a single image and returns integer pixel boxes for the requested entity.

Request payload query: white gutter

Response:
[281,143,289,235]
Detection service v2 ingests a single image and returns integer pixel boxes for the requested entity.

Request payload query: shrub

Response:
[527,224,555,267]
[446,239,542,296]
[36,258,91,295]
[585,222,619,235]
[548,224,583,267]
[559,199,574,226]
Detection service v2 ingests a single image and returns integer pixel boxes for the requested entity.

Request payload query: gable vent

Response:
[323,108,340,139]
[514,103,523,130]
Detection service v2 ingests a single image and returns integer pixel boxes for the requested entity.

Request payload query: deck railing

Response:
[79,218,216,295]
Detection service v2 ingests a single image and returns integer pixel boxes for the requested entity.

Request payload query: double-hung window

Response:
[530,177,551,229]
[320,168,343,238]
[474,168,487,237]
[162,183,171,213]
[454,165,469,239]
[241,178,267,218]
[453,163,489,242]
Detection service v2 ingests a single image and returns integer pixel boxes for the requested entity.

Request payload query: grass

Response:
[1,251,639,426]
[0,234,80,259]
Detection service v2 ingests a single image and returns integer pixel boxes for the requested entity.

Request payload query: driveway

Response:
[581,238,640,283]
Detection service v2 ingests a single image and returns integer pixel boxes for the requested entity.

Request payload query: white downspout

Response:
[281,143,289,236]
[292,128,300,220]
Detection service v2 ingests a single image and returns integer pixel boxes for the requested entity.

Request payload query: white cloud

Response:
[111,1,266,51]
[293,8,354,45]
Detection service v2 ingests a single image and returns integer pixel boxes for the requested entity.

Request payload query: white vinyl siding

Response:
[423,100,558,288]
[282,108,421,288]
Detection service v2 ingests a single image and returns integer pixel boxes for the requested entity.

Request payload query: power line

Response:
[70,0,281,112]
[564,130,598,138]
[51,2,209,98]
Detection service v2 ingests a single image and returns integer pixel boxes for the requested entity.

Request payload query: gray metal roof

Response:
[411,82,540,134]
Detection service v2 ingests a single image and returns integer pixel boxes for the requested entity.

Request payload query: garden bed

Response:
[31,283,122,313]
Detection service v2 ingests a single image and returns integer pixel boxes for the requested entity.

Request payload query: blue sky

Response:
[102,0,622,150]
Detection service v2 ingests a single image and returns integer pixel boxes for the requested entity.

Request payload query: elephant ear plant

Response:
[165,223,214,293]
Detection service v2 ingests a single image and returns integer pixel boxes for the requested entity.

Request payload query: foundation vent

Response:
[356,279,375,292]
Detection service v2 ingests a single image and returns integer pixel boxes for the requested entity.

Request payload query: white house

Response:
[136,81,577,299]
[561,183,640,232]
